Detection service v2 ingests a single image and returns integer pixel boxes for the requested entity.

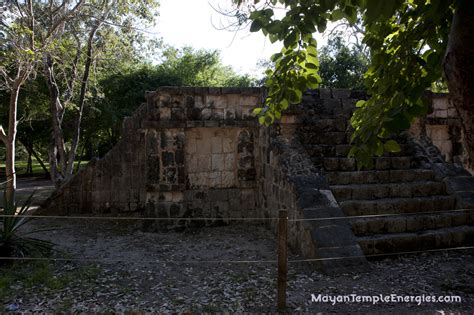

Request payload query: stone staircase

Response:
[297,90,474,257]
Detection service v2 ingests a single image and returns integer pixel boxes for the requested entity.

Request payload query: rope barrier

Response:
[0,246,473,265]
[289,208,474,222]
[0,214,277,221]
[0,208,473,222]
[287,245,474,263]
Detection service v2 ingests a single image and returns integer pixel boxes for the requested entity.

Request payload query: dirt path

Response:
[0,176,54,209]
[1,219,473,313]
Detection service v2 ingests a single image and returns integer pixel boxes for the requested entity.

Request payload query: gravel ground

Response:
[1,219,473,314]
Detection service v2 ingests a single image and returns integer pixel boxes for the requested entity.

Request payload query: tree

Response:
[38,0,159,188]
[0,0,83,204]
[87,46,256,157]
[234,0,474,169]
[318,31,368,89]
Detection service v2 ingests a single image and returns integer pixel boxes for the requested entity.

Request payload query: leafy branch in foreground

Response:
[235,0,465,169]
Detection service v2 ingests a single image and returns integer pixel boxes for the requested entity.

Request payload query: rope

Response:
[0,246,472,264]
[0,208,473,222]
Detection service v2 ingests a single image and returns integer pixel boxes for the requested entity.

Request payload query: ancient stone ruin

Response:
[42,87,474,272]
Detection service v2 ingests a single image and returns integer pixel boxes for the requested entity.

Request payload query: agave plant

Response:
[0,181,53,258]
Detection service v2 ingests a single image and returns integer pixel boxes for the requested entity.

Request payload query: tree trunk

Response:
[31,146,50,177]
[43,54,67,188]
[65,23,100,179]
[444,0,474,173]
[26,149,32,174]
[20,139,49,176]
[3,85,21,206]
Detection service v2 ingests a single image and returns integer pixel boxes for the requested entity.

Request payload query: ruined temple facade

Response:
[42,87,474,272]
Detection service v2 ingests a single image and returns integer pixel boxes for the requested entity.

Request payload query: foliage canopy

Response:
[235,0,454,168]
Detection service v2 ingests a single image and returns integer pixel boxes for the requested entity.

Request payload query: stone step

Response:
[305,144,416,158]
[351,210,474,236]
[299,98,355,118]
[297,118,349,133]
[340,195,456,216]
[357,225,474,255]
[312,156,420,171]
[331,181,446,200]
[300,131,351,145]
[326,169,436,185]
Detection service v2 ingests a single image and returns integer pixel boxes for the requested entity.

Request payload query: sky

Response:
[152,0,328,77]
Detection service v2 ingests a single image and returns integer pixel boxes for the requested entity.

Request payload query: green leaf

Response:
[383,140,401,153]
[365,0,400,23]
[253,107,263,115]
[250,19,264,32]
[385,114,410,131]
[263,8,274,18]
[267,20,283,34]
[284,31,298,48]
[356,100,366,108]
[280,98,289,110]
[375,141,384,156]
[330,9,344,21]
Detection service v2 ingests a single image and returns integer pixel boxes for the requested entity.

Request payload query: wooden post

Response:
[277,209,288,312]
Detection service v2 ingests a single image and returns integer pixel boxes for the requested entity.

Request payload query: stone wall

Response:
[411,93,472,173]
[42,87,263,230]
[255,89,369,272]
[43,86,472,271]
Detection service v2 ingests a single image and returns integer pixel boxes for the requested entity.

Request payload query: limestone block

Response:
[207,95,227,109]
[160,192,173,202]
[224,153,235,171]
[241,106,254,119]
[209,189,228,201]
[223,137,234,153]
[375,157,391,170]
[434,140,453,160]
[447,108,458,117]
[234,105,242,119]
[281,115,296,124]
[160,108,171,120]
[159,94,171,107]
[169,203,182,217]
[208,171,221,187]
[211,154,225,171]
[227,95,240,108]
[196,140,211,155]
[320,88,331,99]
[188,173,208,188]
[222,171,235,187]
[171,191,184,202]
[196,155,211,172]
[195,95,206,108]
[212,201,229,217]
[201,108,212,119]
[332,88,351,99]
[240,95,259,106]
[433,97,448,110]
[212,108,225,119]
[186,137,197,154]
[435,109,448,118]
[187,154,198,170]
[211,137,223,153]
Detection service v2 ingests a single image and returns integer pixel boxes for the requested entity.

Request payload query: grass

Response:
[0,261,102,301]
[0,160,89,177]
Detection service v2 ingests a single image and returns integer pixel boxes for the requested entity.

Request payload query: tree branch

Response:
[46,0,85,40]
[0,125,6,144]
